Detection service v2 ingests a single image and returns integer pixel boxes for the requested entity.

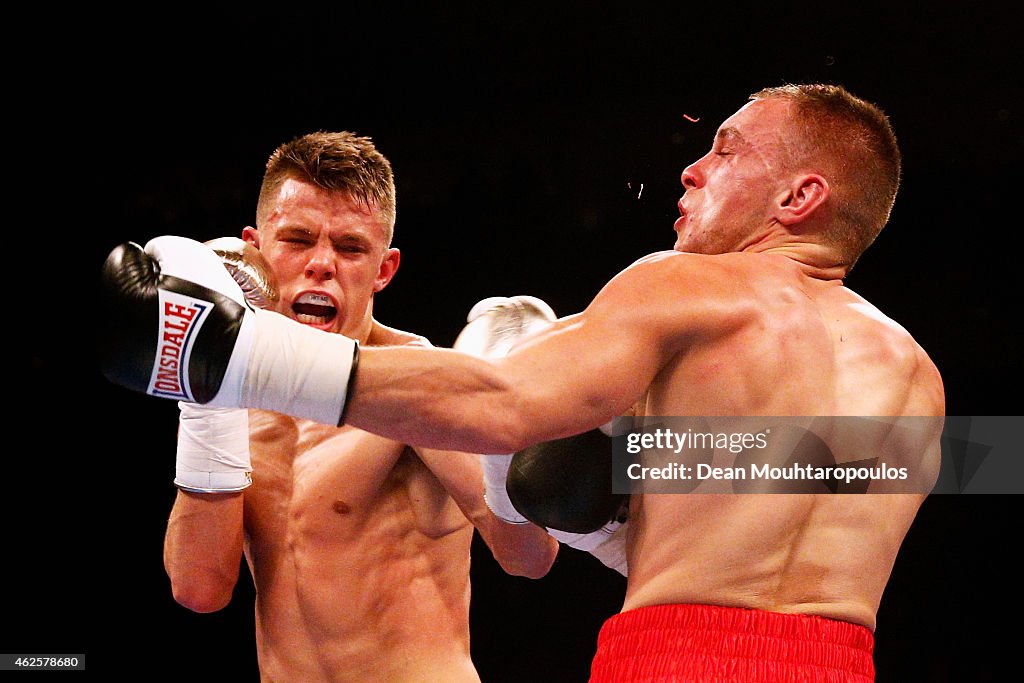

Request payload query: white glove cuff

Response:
[175,403,252,493]
[482,453,529,524]
[214,309,357,426]
[547,520,622,551]
[548,520,628,576]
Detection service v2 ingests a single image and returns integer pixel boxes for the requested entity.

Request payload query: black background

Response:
[9,4,1022,681]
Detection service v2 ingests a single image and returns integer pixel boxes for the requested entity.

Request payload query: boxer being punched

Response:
[159,132,557,682]
[103,85,945,681]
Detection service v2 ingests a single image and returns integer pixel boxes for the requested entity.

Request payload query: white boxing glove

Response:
[99,235,356,425]
[455,296,631,576]
[453,295,557,524]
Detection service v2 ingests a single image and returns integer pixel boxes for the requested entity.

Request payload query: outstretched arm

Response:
[100,239,721,451]
[345,253,699,453]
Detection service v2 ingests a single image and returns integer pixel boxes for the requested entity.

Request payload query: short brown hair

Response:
[257,131,397,244]
[750,84,901,267]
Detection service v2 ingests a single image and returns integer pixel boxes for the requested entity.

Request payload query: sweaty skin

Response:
[617,252,943,629]
[241,324,481,682]
[164,180,556,682]
[342,98,946,632]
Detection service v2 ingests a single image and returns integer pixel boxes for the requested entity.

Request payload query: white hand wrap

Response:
[175,402,252,493]
[549,520,628,576]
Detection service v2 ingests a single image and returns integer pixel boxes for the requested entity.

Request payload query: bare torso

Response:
[622,252,945,629]
[244,414,478,682]
[346,251,945,633]
[244,323,480,682]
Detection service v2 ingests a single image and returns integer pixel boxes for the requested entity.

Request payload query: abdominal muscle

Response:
[243,411,479,683]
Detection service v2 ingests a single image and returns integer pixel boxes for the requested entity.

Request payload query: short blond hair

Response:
[751,84,901,266]
[257,131,396,245]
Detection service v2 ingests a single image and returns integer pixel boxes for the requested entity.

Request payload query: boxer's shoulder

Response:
[602,251,766,336]
[616,250,761,296]
[366,320,433,349]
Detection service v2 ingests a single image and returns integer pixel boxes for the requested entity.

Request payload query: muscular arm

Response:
[415,446,558,579]
[346,252,728,453]
[163,490,245,612]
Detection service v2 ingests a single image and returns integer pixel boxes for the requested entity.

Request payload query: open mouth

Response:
[674,205,688,231]
[292,292,338,326]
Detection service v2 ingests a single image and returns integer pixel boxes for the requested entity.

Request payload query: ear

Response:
[242,226,261,249]
[374,248,401,292]
[774,174,830,227]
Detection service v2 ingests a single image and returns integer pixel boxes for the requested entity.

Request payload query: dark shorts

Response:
[589,603,875,682]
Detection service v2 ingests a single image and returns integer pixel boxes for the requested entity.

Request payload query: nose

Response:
[304,244,335,281]
[681,158,703,191]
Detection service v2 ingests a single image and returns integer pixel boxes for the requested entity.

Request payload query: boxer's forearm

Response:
[477,517,559,579]
[347,346,536,453]
[163,490,245,613]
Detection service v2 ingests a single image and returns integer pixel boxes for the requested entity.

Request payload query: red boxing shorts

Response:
[589,603,875,682]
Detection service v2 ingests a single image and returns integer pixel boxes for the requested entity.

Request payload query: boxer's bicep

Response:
[347,256,708,452]
[497,263,690,441]
[497,313,660,440]
[413,446,488,522]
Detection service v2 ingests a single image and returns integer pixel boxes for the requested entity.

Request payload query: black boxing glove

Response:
[507,428,626,534]
[452,295,630,575]
[99,235,357,424]
[508,426,629,576]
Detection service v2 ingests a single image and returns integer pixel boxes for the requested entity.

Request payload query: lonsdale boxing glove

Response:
[99,235,357,425]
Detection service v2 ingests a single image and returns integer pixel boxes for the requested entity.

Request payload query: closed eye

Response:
[335,241,370,254]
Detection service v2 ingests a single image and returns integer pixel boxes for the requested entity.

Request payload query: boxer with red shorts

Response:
[101,84,945,681]
[591,604,874,683]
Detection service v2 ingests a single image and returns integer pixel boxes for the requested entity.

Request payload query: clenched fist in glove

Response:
[99,235,357,425]
[173,237,277,494]
[453,295,629,575]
